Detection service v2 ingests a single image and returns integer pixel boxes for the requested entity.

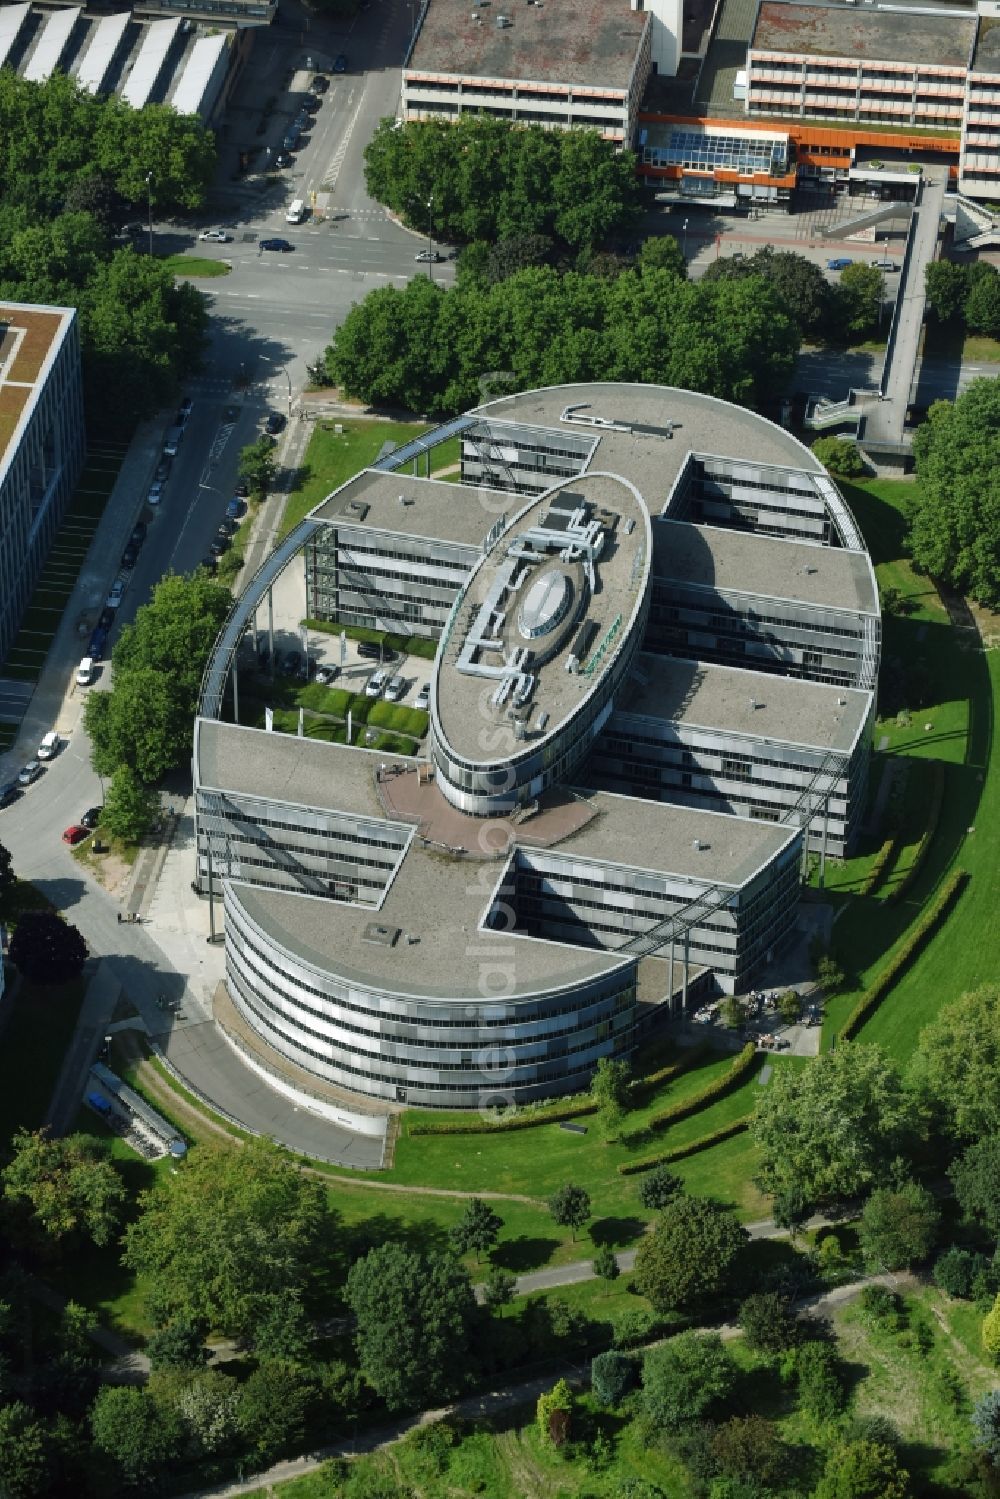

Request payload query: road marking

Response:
[322,91,365,191]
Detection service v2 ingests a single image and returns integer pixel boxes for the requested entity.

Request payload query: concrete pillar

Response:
[268,587,275,678]
[668,935,675,1013]
[681,928,689,1011]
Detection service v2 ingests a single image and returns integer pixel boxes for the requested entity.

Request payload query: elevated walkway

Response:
[949,193,1000,249]
[821,203,914,240]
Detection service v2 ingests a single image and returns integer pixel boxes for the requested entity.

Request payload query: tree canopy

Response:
[633,1194,748,1312]
[122,1138,329,1345]
[101,764,159,844]
[908,983,1000,1138]
[908,384,1000,608]
[364,116,640,252]
[642,1331,737,1428]
[3,1130,126,1249]
[84,571,231,782]
[345,1242,479,1410]
[858,1181,939,1272]
[752,1042,920,1207]
[949,1133,1000,1238]
[702,246,832,336]
[325,264,800,417]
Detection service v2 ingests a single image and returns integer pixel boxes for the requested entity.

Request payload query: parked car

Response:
[147,481,164,507]
[260,237,294,252]
[199,229,232,242]
[315,665,338,685]
[826,257,853,271]
[201,554,218,574]
[98,607,115,631]
[294,111,311,131]
[312,74,329,92]
[218,516,239,537]
[234,481,250,497]
[357,640,394,662]
[0,782,19,809]
[303,94,320,112]
[76,657,95,687]
[281,133,300,153]
[179,396,194,419]
[274,152,294,169]
[226,498,245,521]
[414,683,430,711]
[264,411,286,435]
[333,52,347,71]
[37,731,60,761]
[18,761,42,786]
[130,521,147,545]
[414,250,443,263]
[121,541,140,569]
[88,626,108,661]
[154,456,171,483]
[62,824,90,846]
[106,580,126,610]
[209,536,230,558]
[873,259,897,271]
[366,668,389,697]
[384,675,406,702]
[80,806,103,830]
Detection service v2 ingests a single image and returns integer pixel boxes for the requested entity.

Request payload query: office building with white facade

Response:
[0,303,85,667]
[193,383,878,1111]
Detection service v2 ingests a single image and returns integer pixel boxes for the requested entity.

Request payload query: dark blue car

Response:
[88,626,108,661]
[226,498,245,520]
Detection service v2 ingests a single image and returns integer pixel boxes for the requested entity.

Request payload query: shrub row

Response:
[839,868,969,1041]
[622,1043,757,1145]
[407,1094,598,1135]
[886,760,945,904]
[618,1116,751,1175]
[859,835,896,897]
[630,1042,711,1102]
[303,617,439,661]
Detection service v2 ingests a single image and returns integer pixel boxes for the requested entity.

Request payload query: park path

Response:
[177,1272,904,1499]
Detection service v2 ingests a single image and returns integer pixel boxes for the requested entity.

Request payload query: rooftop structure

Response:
[193,383,878,1117]
[751,2,975,68]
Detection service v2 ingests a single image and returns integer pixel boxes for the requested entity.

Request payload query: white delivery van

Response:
[285,198,307,224]
[76,657,94,686]
[37,731,60,761]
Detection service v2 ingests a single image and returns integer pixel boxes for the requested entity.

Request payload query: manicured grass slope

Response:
[280,419,431,536]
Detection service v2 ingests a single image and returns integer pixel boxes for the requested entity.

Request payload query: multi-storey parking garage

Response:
[194,383,879,1111]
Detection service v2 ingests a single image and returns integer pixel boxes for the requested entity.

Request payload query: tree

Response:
[982,1294,1000,1358]
[123,1137,329,1345]
[8,911,87,986]
[235,1358,315,1464]
[482,1265,516,1316]
[965,268,1000,339]
[933,1246,992,1301]
[252,1294,312,1362]
[590,1056,631,1138]
[448,1197,503,1262]
[3,1129,126,1249]
[146,1318,209,1371]
[910,985,1000,1139]
[639,234,687,278]
[814,1439,911,1499]
[238,435,278,502]
[591,1349,635,1407]
[0,1401,50,1499]
[633,1195,748,1312]
[102,763,159,843]
[90,1385,183,1488]
[594,1245,621,1286]
[487,234,555,284]
[835,262,883,338]
[703,246,832,336]
[346,1243,478,1410]
[909,388,1000,609]
[720,996,744,1030]
[925,261,971,322]
[711,1415,787,1489]
[777,990,801,1026]
[752,1042,919,1206]
[637,1166,683,1212]
[950,1134,1000,1238]
[812,437,866,478]
[794,1339,846,1422]
[548,1182,591,1241]
[171,1368,240,1457]
[737,1292,800,1355]
[858,1180,939,1271]
[0,841,13,893]
[63,172,122,237]
[971,1389,1000,1463]
[642,1332,737,1428]
[537,1376,574,1445]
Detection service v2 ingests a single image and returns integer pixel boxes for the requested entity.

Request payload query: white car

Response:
[383,675,406,702]
[17,761,41,787]
[106,580,126,610]
[147,481,164,506]
[414,684,430,711]
[199,229,232,243]
[37,731,60,761]
[76,657,94,687]
[366,669,389,698]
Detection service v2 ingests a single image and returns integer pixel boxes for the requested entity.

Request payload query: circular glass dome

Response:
[517,569,571,640]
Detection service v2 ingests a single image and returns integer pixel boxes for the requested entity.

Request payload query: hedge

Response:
[303,617,439,661]
[367,701,430,738]
[860,836,896,897]
[626,1043,758,1142]
[618,1116,751,1175]
[886,761,945,905]
[630,1043,711,1102]
[408,1094,598,1135]
[839,868,969,1040]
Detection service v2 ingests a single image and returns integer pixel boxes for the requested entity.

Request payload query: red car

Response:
[61,824,90,845]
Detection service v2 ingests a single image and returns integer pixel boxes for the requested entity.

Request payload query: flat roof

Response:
[170,31,228,116]
[0,303,73,472]
[232,844,625,1001]
[0,4,31,70]
[622,653,871,755]
[751,2,975,67]
[312,469,515,549]
[22,5,80,82]
[653,518,877,615]
[195,719,395,822]
[408,0,647,90]
[974,15,1000,74]
[121,16,179,107]
[472,383,828,515]
[75,11,131,93]
[434,471,650,764]
[557,788,798,886]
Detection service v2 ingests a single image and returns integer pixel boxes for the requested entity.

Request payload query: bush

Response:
[812,436,867,478]
[591,1350,636,1407]
[612,1308,660,1350]
[840,869,969,1039]
[620,1116,751,1175]
[859,1284,905,1331]
[794,1340,846,1422]
[934,1247,992,1301]
[643,1333,737,1429]
[737,1293,800,1355]
[859,836,896,897]
[859,1180,939,1270]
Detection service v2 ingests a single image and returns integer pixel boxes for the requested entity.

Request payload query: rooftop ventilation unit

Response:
[496,13,512,24]
[398,493,414,506]
[692,838,703,851]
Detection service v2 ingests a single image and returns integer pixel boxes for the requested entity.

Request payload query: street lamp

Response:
[426,194,435,278]
[682,218,689,260]
[145,172,154,257]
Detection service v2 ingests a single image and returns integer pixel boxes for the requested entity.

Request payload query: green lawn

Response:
[160,254,231,278]
[280,419,432,537]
